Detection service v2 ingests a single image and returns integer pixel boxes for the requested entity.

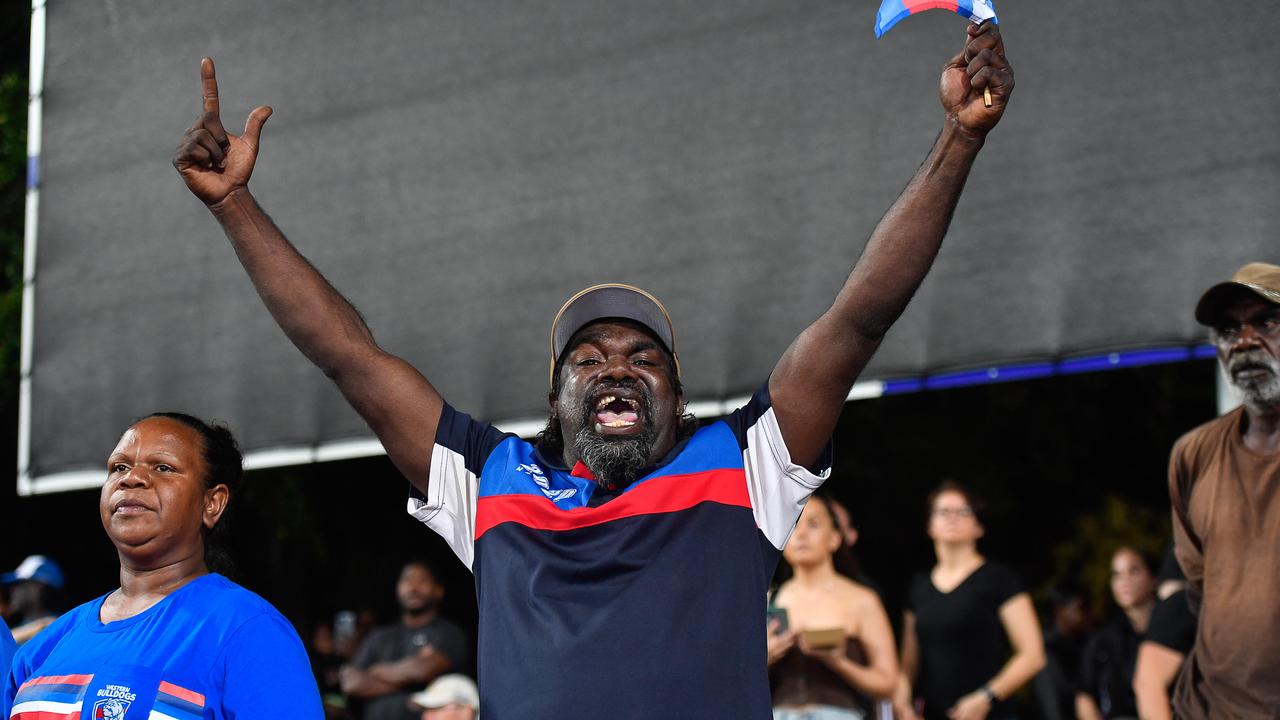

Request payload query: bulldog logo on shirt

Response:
[94,684,137,718]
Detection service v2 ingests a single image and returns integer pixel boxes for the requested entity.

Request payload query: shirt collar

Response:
[533,435,693,491]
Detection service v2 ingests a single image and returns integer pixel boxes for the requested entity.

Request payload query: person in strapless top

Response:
[768,495,899,720]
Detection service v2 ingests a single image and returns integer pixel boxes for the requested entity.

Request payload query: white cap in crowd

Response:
[409,674,479,712]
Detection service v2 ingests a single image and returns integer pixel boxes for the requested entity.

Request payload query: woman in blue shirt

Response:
[2,413,323,719]
[0,618,14,681]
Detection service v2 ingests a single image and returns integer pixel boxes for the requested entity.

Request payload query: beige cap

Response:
[1195,262,1280,326]
[408,674,479,710]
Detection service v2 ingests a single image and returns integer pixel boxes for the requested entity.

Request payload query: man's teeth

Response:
[594,395,639,411]
[602,419,635,428]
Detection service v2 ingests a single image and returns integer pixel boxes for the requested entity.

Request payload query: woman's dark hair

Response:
[925,479,987,528]
[140,412,243,574]
[809,494,864,581]
[772,493,863,586]
[1110,545,1158,578]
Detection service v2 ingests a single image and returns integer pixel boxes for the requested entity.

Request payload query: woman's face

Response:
[99,417,225,565]
[1110,549,1155,611]
[927,490,984,544]
[782,499,841,568]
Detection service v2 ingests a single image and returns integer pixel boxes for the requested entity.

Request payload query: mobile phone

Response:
[334,610,357,648]
[766,605,789,633]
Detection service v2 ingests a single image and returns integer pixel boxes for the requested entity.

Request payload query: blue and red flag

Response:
[876,0,998,38]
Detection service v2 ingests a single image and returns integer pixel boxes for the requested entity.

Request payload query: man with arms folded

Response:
[173,22,1013,719]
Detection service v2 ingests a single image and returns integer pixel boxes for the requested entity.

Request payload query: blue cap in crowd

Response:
[0,555,65,589]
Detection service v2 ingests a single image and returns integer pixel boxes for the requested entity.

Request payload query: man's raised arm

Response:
[769,23,1014,468]
[173,58,442,493]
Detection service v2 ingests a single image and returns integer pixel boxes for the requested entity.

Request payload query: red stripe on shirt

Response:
[11,710,82,720]
[17,675,93,690]
[476,468,750,538]
[158,681,206,707]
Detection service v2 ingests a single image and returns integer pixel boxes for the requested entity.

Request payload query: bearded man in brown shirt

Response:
[1168,262,1280,719]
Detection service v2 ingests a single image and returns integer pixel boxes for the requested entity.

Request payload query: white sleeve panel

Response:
[406,443,479,570]
[742,406,832,550]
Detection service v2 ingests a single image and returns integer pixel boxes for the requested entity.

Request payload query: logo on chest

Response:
[516,463,577,502]
[94,685,137,718]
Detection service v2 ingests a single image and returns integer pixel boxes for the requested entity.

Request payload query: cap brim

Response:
[0,573,18,585]
[408,690,476,710]
[407,692,437,709]
[1195,282,1280,325]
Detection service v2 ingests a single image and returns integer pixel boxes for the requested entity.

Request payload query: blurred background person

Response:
[408,674,479,720]
[0,555,64,645]
[895,481,1044,720]
[1131,548,1196,720]
[1032,583,1095,720]
[341,560,471,720]
[1075,547,1157,720]
[768,495,898,720]
[311,619,354,719]
[1,413,321,718]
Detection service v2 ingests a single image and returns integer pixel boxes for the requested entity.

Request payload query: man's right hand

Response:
[173,57,273,206]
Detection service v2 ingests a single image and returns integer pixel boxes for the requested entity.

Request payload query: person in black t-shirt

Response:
[340,561,471,720]
[895,482,1045,720]
[1075,547,1157,720]
[1033,584,1095,720]
[1131,550,1196,720]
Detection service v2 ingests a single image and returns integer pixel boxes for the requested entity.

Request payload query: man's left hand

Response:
[940,21,1014,138]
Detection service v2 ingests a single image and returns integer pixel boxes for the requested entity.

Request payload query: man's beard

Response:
[402,596,439,616]
[572,385,659,488]
[1227,350,1280,409]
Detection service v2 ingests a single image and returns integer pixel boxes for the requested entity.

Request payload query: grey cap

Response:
[549,283,679,386]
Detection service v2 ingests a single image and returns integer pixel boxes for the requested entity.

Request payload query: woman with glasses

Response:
[894,481,1045,720]
[767,494,899,720]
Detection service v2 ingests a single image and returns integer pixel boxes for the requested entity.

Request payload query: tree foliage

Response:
[0,4,29,509]
[0,68,25,411]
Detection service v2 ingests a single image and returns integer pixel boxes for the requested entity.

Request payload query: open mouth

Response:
[594,394,641,429]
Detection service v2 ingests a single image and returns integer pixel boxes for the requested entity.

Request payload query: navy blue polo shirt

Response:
[408,382,830,719]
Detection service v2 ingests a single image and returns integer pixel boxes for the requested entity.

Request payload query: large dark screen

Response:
[24,0,1279,490]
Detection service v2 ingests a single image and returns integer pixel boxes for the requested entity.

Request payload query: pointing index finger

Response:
[201,57,220,116]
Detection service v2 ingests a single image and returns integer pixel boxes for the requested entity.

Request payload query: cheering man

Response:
[174,22,1013,720]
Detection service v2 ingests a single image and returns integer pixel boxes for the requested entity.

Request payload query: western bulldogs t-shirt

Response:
[2,573,321,720]
[409,382,832,719]
[0,618,14,682]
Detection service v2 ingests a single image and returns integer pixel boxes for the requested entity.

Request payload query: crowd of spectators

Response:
[0,490,1209,720]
